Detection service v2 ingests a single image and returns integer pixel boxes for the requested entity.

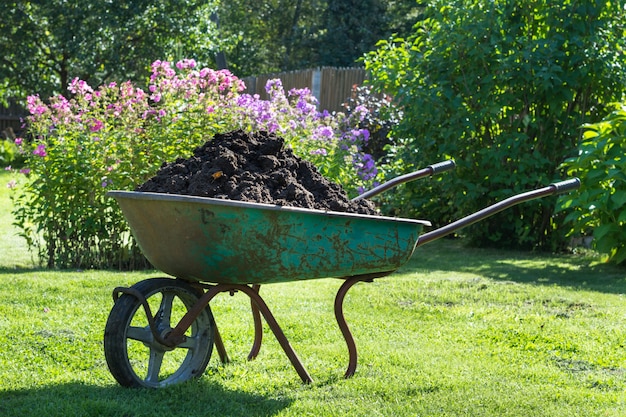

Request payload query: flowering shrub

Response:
[10,59,377,269]
[342,85,403,163]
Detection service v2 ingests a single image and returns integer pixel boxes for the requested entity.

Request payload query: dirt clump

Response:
[136,130,379,215]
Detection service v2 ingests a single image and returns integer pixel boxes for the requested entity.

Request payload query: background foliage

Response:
[364,0,626,251]
[215,0,425,76]
[0,0,425,106]
[559,104,626,264]
[0,0,219,104]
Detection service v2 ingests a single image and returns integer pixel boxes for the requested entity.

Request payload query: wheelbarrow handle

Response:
[416,177,581,247]
[352,160,456,201]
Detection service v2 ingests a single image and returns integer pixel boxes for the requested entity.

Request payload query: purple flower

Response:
[14,138,23,145]
[318,109,331,119]
[354,153,378,181]
[33,144,47,157]
[314,125,334,140]
[310,148,328,156]
[353,105,368,122]
[265,79,283,94]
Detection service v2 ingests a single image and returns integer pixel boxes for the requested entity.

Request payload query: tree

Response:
[318,0,388,67]
[365,0,626,250]
[215,0,425,76]
[0,0,220,104]
[216,0,326,76]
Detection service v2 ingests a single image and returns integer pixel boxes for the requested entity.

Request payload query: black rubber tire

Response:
[104,278,214,388]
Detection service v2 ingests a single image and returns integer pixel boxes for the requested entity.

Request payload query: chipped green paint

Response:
[108,191,430,284]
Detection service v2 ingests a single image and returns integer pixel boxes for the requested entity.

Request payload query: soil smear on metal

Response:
[137,129,379,215]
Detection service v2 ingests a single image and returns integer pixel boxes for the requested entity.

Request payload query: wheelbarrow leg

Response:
[334,277,366,378]
[213,323,230,364]
[247,284,263,361]
[236,284,313,384]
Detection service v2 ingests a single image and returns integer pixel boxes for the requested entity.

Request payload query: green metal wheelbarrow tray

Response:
[104,160,580,388]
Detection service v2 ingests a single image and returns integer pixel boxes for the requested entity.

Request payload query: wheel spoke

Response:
[157,291,175,328]
[146,348,166,383]
[126,326,153,343]
[177,334,200,350]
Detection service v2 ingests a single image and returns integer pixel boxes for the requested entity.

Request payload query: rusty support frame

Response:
[334,277,369,378]
[130,277,373,383]
[166,283,313,384]
[248,284,263,361]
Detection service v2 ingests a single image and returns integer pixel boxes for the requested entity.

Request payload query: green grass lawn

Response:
[0,170,625,416]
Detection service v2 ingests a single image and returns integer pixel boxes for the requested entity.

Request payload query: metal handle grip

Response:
[428,160,456,175]
[550,178,581,195]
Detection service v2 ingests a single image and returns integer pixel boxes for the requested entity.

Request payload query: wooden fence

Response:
[242,67,368,113]
[0,101,25,139]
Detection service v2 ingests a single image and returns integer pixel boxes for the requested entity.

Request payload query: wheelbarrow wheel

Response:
[104,278,215,388]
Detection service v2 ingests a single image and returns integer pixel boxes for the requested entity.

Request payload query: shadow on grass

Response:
[406,239,626,295]
[0,379,292,417]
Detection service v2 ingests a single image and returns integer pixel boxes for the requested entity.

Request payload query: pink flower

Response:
[68,78,93,95]
[89,119,103,132]
[6,180,16,189]
[26,95,48,116]
[176,59,196,70]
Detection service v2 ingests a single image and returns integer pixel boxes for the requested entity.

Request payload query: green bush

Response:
[0,139,24,168]
[364,0,626,250]
[559,104,626,264]
[11,59,377,269]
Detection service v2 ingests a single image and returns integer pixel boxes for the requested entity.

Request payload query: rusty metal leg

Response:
[247,284,263,361]
[235,284,313,384]
[213,323,230,364]
[334,277,364,378]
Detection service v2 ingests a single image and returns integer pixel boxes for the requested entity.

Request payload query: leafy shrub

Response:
[0,139,24,168]
[364,0,626,250]
[11,59,377,269]
[558,104,626,264]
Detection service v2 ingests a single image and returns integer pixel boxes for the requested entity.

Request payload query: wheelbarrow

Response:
[104,161,580,388]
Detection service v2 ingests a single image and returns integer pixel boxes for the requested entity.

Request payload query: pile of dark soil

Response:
[137,130,379,215]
